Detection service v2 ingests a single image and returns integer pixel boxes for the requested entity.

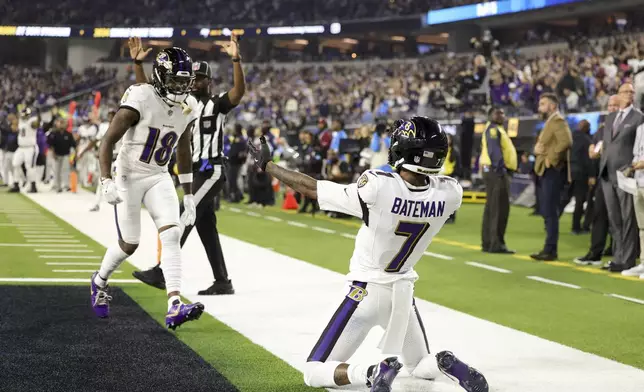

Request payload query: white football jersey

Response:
[77,123,98,152]
[116,84,199,174]
[17,116,39,147]
[317,170,463,284]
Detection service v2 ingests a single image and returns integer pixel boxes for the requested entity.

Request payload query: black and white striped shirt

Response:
[190,92,235,163]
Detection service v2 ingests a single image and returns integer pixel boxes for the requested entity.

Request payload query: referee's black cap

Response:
[193,61,212,78]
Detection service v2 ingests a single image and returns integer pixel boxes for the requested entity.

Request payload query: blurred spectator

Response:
[559,119,592,234]
[225,124,247,203]
[598,83,642,272]
[46,118,75,192]
[531,93,572,261]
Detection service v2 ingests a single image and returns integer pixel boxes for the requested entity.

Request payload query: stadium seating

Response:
[0,0,482,25]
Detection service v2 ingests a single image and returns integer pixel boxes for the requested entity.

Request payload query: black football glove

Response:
[248,136,272,171]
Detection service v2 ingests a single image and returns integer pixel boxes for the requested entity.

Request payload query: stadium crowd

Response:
[2,0,481,25]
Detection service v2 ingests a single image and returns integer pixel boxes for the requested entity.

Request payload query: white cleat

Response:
[621,264,644,277]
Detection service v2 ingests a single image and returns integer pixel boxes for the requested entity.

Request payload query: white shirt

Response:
[117,84,199,175]
[317,170,463,284]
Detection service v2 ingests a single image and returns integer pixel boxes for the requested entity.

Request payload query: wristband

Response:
[134,59,143,65]
[232,58,241,63]
[178,173,193,184]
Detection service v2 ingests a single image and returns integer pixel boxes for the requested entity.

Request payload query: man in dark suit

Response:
[531,93,572,261]
[560,119,592,234]
[574,95,619,265]
[599,83,644,272]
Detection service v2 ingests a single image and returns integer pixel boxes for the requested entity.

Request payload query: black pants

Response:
[601,177,638,267]
[226,163,243,202]
[588,181,613,259]
[559,178,589,231]
[539,168,566,254]
[178,164,229,282]
[481,171,510,251]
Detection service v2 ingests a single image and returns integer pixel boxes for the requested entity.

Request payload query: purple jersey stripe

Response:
[113,205,123,241]
[307,281,367,362]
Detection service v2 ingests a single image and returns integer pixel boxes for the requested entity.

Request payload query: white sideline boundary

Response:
[23,190,644,392]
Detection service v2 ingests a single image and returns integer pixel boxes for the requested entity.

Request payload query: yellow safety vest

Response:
[441,146,455,176]
[479,122,517,171]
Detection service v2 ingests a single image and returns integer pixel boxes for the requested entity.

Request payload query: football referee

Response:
[130,36,245,295]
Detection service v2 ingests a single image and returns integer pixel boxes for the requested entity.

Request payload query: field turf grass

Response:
[1,190,643,392]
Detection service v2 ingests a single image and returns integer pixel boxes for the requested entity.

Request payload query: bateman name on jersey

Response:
[391,197,446,218]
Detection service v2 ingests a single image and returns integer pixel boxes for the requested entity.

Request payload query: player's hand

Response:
[181,194,196,227]
[247,136,271,171]
[128,37,152,61]
[101,178,122,205]
[220,34,241,60]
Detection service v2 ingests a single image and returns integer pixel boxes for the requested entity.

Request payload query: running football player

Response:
[249,116,489,392]
[90,47,204,330]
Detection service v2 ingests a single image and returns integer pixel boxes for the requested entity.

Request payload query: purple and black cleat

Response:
[369,357,403,392]
[165,300,205,330]
[436,351,489,392]
[90,271,112,318]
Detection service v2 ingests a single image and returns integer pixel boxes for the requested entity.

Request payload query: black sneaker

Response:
[573,254,602,266]
[198,280,235,295]
[132,265,166,290]
[8,184,19,193]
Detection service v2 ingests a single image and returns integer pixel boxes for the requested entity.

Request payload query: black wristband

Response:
[232,58,241,63]
[134,59,143,65]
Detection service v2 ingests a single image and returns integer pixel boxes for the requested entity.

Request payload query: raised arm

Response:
[220,34,246,106]
[128,37,152,84]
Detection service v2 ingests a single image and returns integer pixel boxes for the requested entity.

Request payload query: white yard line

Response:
[35,249,93,253]
[264,216,283,222]
[19,230,66,234]
[46,262,102,266]
[607,293,644,305]
[26,239,80,243]
[0,243,87,247]
[527,276,582,289]
[340,233,357,239]
[423,251,454,260]
[286,221,308,228]
[312,226,336,234]
[0,223,59,227]
[23,235,74,239]
[39,255,101,259]
[245,211,261,217]
[0,278,139,283]
[465,261,512,274]
[228,207,242,213]
[52,269,121,273]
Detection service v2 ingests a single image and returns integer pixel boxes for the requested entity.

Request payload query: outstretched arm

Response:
[265,162,318,199]
[248,136,318,199]
[220,34,246,106]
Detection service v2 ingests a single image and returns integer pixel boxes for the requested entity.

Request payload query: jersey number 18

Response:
[385,221,430,272]
[139,127,178,166]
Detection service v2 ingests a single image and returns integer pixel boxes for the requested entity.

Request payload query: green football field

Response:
[1,190,643,392]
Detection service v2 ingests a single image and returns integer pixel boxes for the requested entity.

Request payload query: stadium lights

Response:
[266,25,325,35]
[293,39,309,45]
[391,36,406,42]
[342,38,358,44]
[94,27,174,38]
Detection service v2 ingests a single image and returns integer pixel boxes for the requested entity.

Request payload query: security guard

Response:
[480,107,517,254]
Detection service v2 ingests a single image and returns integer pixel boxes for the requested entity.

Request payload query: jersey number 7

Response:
[385,221,430,272]
[139,127,178,166]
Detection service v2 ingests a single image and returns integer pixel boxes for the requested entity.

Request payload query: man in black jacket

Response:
[560,120,593,233]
